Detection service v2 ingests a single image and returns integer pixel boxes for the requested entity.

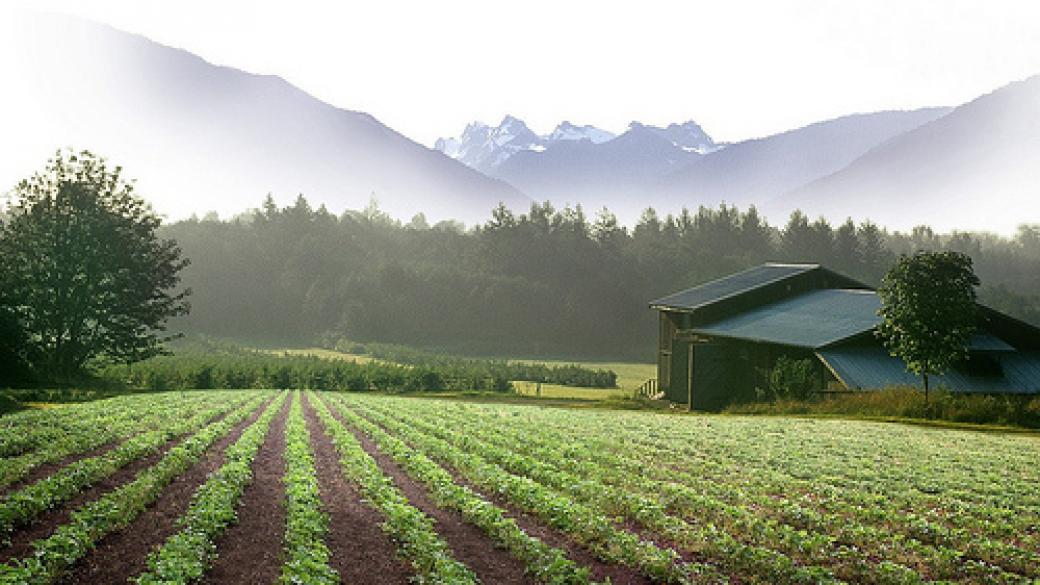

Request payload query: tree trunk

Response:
[922,373,930,416]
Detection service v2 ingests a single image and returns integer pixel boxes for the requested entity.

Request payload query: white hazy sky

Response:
[11,0,1040,146]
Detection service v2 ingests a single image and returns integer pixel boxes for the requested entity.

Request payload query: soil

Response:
[316,394,537,585]
[0,406,240,565]
[330,400,656,585]
[59,398,274,584]
[299,393,414,584]
[202,396,291,584]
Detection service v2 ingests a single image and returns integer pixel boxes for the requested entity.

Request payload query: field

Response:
[1,391,1038,584]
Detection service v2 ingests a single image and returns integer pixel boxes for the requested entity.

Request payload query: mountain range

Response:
[1,12,1037,233]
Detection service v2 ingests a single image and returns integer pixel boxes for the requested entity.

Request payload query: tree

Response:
[875,251,980,405]
[0,150,190,380]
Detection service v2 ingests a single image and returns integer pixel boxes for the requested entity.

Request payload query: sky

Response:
[8,0,1040,146]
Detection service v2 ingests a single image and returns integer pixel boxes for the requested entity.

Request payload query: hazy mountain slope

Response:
[656,108,951,209]
[775,75,1040,233]
[0,13,527,223]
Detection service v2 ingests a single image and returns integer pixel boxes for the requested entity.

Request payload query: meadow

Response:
[1,390,1037,584]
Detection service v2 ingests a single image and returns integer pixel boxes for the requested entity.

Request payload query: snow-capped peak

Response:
[433,115,544,173]
[434,117,719,173]
[548,121,615,144]
[652,120,719,154]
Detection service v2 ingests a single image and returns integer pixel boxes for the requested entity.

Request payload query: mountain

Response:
[547,122,616,145]
[644,121,719,154]
[439,110,949,223]
[432,116,545,175]
[433,117,617,175]
[656,108,951,210]
[773,75,1040,233]
[436,118,717,211]
[0,13,527,224]
[494,123,701,210]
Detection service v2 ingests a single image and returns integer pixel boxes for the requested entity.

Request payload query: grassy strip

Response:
[134,391,287,584]
[311,393,477,584]
[0,392,269,583]
[279,393,338,585]
[0,395,250,539]
[312,392,592,584]
[328,395,713,585]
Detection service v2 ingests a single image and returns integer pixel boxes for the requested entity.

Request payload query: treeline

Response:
[101,352,515,393]
[100,339,617,392]
[164,196,1040,359]
[330,339,617,387]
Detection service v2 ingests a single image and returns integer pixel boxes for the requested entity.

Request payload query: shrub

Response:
[758,357,817,401]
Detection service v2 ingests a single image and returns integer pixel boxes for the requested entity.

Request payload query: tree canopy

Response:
[160,196,1040,359]
[875,251,980,397]
[0,150,190,380]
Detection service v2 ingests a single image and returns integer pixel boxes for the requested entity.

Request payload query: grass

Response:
[724,387,1040,431]
[509,359,656,393]
[511,381,630,400]
[264,347,382,365]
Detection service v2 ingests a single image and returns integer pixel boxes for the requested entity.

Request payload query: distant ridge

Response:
[773,75,1040,233]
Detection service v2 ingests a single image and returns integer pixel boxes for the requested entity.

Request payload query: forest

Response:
[166,196,1040,359]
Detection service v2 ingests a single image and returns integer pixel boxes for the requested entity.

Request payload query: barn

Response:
[650,263,1040,409]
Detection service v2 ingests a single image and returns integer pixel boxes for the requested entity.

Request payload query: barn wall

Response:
[665,338,828,409]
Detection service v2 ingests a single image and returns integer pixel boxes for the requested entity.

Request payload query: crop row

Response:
[310,392,593,584]
[376,397,1030,583]
[329,394,717,585]
[0,391,234,489]
[349,396,848,585]
[135,391,287,584]
[279,393,338,584]
[501,403,1040,561]
[0,392,269,583]
[310,393,477,583]
[555,407,1040,518]
[0,393,252,539]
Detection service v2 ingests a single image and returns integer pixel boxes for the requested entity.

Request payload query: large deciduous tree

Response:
[876,251,980,403]
[0,150,190,380]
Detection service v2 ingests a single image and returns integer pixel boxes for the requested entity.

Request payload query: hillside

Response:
[658,108,951,210]
[0,13,527,224]
[774,75,1040,232]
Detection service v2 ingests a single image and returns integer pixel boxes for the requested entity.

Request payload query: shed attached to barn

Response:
[650,263,1040,409]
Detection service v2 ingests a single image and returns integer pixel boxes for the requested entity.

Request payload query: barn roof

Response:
[691,289,880,348]
[818,347,1040,393]
[650,263,818,311]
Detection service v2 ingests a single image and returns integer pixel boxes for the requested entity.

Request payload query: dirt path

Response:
[331,397,655,585]
[300,393,414,584]
[203,396,291,584]
[317,394,536,585]
[0,406,241,565]
[58,398,274,584]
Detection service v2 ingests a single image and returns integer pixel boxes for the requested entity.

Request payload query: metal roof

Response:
[818,347,1040,394]
[692,289,880,348]
[650,263,818,311]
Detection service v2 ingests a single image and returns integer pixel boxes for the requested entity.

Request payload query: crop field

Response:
[0,391,1038,584]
